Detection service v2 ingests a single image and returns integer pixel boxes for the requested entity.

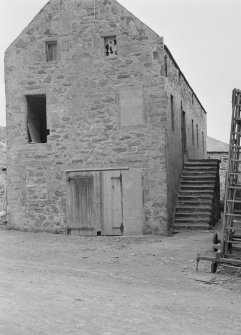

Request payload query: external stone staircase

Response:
[173,159,220,231]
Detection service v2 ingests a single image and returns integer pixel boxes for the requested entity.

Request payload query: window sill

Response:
[105,56,118,60]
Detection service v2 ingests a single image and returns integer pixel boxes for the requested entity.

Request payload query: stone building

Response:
[5,0,207,235]
[207,136,229,204]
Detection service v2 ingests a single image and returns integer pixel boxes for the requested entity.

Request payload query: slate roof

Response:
[207,136,229,152]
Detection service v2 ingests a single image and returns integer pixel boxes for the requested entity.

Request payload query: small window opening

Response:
[191,119,194,146]
[153,51,158,60]
[104,36,117,57]
[46,41,57,62]
[202,131,205,153]
[181,103,187,153]
[26,95,48,143]
[192,93,194,105]
[196,124,199,148]
[97,231,102,236]
[170,94,175,132]
[178,70,181,82]
[164,55,168,77]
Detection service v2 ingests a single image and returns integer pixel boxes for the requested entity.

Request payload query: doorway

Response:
[100,170,123,236]
[67,169,123,236]
[67,168,143,236]
[68,174,96,235]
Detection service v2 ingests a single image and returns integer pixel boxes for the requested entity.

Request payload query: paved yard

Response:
[0,228,241,335]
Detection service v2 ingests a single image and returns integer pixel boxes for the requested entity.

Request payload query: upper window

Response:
[164,55,168,77]
[202,131,205,152]
[46,41,57,62]
[26,95,48,144]
[191,119,194,146]
[104,36,117,57]
[178,70,181,82]
[196,124,199,148]
[170,95,175,132]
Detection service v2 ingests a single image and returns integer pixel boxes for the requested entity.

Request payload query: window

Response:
[196,124,199,148]
[170,95,175,132]
[104,36,117,57]
[181,104,187,153]
[191,120,194,146]
[202,131,205,152]
[46,41,57,61]
[164,55,168,77]
[26,95,48,143]
[153,51,158,60]
[178,70,181,82]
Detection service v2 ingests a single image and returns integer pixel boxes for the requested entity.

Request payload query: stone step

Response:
[177,202,212,208]
[175,212,211,219]
[178,195,213,201]
[180,185,215,191]
[179,191,214,197]
[180,184,215,188]
[182,171,217,176]
[179,190,214,196]
[181,175,216,179]
[180,182,215,188]
[184,166,217,171]
[186,159,220,164]
[174,159,219,231]
[176,206,212,212]
[174,217,211,224]
[173,223,210,230]
[185,161,218,165]
[180,176,216,184]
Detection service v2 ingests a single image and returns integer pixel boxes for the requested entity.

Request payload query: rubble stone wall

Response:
[5,0,169,234]
[5,0,207,234]
[207,152,228,203]
[163,48,207,231]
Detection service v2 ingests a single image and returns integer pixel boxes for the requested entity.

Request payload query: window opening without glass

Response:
[191,119,194,145]
[171,95,175,132]
[46,41,57,62]
[104,36,117,57]
[164,55,168,77]
[26,95,48,143]
[196,124,199,148]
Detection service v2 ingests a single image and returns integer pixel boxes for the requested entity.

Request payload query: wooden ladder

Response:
[197,89,241,272]
[222,89,241,254]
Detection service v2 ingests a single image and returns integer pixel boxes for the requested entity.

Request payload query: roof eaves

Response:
[164,45,206,114]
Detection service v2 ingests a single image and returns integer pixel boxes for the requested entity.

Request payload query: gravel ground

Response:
[0,227,241,335]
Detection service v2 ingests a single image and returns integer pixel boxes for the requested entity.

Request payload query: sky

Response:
[1,0,241,143]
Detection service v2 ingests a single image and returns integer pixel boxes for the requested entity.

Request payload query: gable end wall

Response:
[5,0,171,234]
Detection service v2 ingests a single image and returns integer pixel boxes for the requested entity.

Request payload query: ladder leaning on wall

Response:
[222,89,241,255]
[197,89,241,272]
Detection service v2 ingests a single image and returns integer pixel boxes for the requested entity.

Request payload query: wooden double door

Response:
[67,170,124,236]
[67,169,144,236]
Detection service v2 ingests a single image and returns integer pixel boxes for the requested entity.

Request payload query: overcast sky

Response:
[1,0,241,143]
